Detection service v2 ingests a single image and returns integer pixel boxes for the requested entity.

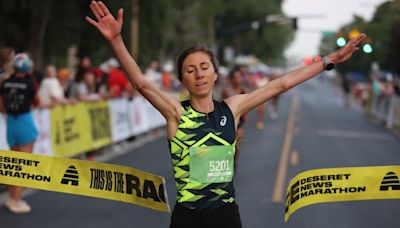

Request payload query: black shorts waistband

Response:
[170,202,242,228]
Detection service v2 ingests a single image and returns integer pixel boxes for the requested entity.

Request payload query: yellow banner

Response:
[50,102,112,157]
[285,166,400,222]
[84,101,112,149]
[51,104,92,157]
[0,150,170,213]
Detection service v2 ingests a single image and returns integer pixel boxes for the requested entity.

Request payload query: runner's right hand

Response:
[86,1,123,41]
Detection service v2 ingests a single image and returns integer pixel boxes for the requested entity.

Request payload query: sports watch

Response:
[322,56,335,71]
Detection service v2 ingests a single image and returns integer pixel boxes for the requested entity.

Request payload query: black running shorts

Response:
[170,202,242,228]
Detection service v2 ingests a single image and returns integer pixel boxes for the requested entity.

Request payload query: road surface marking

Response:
[290,150,299,166]
[316,129,394,141]
[272,96,299,203]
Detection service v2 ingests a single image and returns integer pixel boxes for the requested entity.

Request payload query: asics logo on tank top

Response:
[220,116,227,126]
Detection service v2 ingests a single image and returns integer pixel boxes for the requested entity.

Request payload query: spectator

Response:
[161,61,174,92]
[221,68,248,166]
[371,72,383,116]
[92,67,108,98]
[73,69,100,101]
[267,73,281,119]
[251,71,269,129]
[340,73,351,110]
[383,73,396,128]
[76,56,92,80]
[107,58,129,98]
[0,53,38,213]
[38,65,66,107]
[0,47,15,82]
[144,60,161,88]
[58,68,74,99]
[393,75,400,128]
[72,56,92,94]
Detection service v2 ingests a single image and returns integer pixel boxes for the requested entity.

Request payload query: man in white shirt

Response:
[38,65,66,107]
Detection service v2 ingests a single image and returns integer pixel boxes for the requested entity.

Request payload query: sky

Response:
[282,0,389,58]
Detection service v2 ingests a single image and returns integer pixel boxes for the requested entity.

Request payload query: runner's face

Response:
[181,52,217,98]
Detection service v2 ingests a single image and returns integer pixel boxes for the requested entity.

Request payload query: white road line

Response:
[316,129,394,141]
[272,96,299,203]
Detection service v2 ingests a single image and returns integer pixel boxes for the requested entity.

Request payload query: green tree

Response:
[390,19,400,74]
[367,0,400,71]
[1,0,295,71]
[387,0,400,74]
[0,0,54,70]
[137,0,173,65]
[215,0,294,65]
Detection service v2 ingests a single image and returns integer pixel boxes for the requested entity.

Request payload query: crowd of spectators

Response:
[0,47,185,213]
[0,47,183,110]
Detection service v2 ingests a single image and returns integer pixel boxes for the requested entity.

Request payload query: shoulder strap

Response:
[219,100,233,115]
[181,100,190,108]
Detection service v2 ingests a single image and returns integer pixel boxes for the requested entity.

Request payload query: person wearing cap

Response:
[107,58,129,98]
[58,68,74,99]
[0,53,38,213]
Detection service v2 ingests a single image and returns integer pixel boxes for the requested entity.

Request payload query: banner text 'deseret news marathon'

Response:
[285,166,400,222]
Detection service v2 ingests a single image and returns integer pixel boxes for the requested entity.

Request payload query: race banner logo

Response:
[380,172,400,191]
[61,166,79,186]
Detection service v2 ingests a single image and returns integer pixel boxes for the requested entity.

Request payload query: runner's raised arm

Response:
[86,1,181,138]
[225,33,366,119]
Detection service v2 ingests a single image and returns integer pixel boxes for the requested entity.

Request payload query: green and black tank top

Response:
[169,99,236,209]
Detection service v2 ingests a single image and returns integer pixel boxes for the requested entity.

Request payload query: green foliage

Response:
[215,0,294,65]
[367,0,400,72]
[333,16,372,74]
[138,0,173,65]
[390,20,400,74]
[0,0,29,49]
[1,0,294,70]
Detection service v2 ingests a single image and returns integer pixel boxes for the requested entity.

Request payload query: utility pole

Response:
[208,15,216,45]
[130,0,139,59]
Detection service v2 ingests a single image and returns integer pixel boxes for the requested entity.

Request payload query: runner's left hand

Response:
[328,33,367,64]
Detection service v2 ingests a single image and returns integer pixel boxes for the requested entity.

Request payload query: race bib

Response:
[189,145,234,183]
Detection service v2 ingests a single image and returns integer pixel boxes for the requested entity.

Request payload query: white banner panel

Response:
[144,100,166,129]
[109,98,132,143]
[128,96,150,136]
[0,113,9,150]
[33,109,53,156]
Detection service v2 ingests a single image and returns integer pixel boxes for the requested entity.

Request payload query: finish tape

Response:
[0,150,170,212]
[285,165,400,222]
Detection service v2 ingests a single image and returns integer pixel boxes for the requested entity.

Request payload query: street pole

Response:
[208,15,216,45]
[131,0,139,59]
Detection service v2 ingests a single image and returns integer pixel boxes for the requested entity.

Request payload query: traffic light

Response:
[362,37,373,54]
[336,37,347,47]
[336,31,347,47]
[348,29,361,39]
[363,43,373,53]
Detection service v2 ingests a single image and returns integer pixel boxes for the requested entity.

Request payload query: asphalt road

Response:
[1,79,400,228]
